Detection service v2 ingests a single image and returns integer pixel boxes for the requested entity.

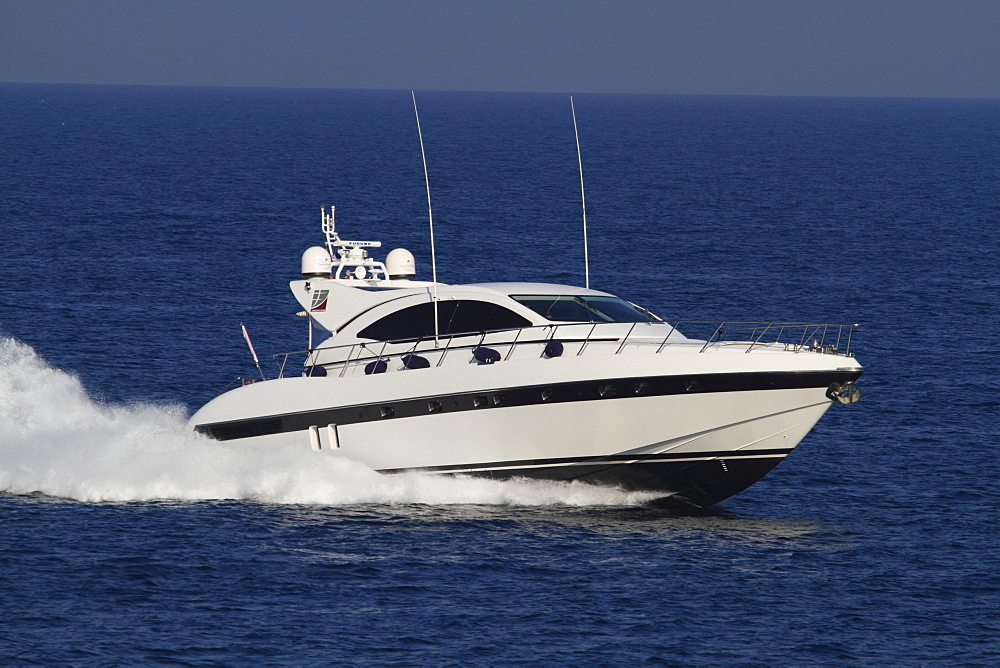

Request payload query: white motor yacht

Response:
[188,207,862,506]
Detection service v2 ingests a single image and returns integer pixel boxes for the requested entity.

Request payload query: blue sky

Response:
[2,0,998,97]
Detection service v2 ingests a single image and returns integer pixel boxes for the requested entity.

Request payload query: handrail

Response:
[339,344,359,378]
[700,322,727,353]
[745,322,774,353]
[274,349,310,378]
[577,323,599,356]
[269,320,860,379]
[655,321,679,354]
[615,323,639,354]
[506,326,525,361]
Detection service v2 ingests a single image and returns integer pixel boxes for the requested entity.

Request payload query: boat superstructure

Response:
[188,207,862,506]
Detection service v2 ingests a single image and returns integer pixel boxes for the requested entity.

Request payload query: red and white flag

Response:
[241,323,260,366]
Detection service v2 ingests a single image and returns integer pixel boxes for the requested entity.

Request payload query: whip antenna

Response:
[571,96,589,289]
[412,91,440,343]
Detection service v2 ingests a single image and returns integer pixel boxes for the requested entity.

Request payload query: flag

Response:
[241,323,260,366]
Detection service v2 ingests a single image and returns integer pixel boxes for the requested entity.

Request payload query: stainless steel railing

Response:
[269,320,859,379]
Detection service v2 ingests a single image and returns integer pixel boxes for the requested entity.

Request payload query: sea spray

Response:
[0,336,654,506]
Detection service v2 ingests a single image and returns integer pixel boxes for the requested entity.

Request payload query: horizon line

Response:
[2,80,999,102]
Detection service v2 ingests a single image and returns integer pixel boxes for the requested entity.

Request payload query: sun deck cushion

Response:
[543,340,564,358]
[401,354,430,370]
[364,359,388,375]
[472,346,501,364]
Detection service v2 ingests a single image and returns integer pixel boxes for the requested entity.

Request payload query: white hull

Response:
[190,343,860,505]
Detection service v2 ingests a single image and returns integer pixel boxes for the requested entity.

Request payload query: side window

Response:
[358,300,530,341]
[444,301,531,334]
[547,298,594,321]
[511,295,593,321]
[510,294,658,323]
[357,302,447,341]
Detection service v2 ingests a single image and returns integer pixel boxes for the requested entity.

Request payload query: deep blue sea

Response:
[1,84,998,663]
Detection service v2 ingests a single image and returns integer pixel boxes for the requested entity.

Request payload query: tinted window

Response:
[583,296,660,322]
[510,295,658,323]
[358,300,532,341]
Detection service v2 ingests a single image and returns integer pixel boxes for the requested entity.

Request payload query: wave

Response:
[0,336,652,506]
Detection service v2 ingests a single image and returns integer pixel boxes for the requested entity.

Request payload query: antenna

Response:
[571,96,589,290]
[411,91,440,342]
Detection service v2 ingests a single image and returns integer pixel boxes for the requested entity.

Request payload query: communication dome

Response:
[301,246,332,278]
[385,248,416,280]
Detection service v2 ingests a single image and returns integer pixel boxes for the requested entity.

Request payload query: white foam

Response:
[0,337,654,506]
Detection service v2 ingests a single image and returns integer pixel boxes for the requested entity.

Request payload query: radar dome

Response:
[301,246,332,278]
[385,248,416,280]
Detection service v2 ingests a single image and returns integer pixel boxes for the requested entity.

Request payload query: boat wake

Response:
[0,336,654,506]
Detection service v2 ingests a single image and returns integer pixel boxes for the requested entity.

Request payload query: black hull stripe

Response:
[196,369,862,442]
[376,447,793,475]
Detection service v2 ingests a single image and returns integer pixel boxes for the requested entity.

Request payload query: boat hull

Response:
[190,353,858,505]
[341,387,832,506]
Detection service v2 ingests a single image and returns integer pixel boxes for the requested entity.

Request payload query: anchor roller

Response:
[826,381,861,404]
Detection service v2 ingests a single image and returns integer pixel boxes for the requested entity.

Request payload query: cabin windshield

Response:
[510,295,660,323]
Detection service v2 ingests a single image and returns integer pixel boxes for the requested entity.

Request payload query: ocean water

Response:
[1,84,998,663]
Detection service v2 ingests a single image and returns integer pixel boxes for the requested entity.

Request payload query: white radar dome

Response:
[301,246,332,278]
[385,248,416,280]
